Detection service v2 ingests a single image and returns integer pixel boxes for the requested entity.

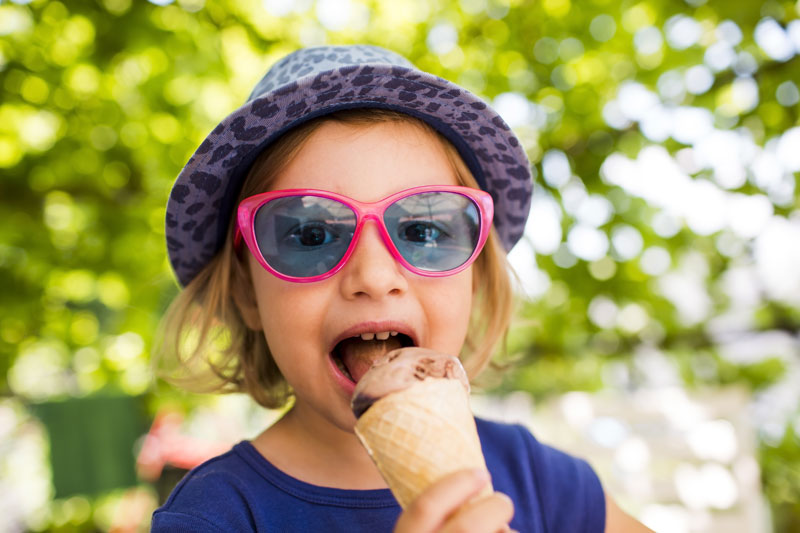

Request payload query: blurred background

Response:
[1,0,799,531]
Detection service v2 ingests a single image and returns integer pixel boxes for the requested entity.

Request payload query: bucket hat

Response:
[166,44,532,287]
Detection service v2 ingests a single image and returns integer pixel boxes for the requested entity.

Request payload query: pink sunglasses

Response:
[235,185,493,283]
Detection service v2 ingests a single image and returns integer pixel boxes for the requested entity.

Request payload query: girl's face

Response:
[246,120,474,434]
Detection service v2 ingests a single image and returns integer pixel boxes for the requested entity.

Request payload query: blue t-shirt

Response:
[151,417,605,532]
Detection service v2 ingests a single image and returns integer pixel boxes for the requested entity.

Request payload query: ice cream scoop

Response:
[350,347,491,509]
[351,347,470,418]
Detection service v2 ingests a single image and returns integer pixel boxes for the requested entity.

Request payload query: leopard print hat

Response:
[166,45,533,287]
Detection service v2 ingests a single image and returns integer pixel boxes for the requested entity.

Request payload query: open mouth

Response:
[331,332,415,383]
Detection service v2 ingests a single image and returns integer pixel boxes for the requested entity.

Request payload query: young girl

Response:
[152,45,650,532]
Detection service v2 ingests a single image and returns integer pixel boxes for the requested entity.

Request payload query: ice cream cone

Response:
[354,377,491,509]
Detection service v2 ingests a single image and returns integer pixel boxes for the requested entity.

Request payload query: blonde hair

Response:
[154,108,515,408]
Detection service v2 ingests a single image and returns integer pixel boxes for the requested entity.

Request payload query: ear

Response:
[231,256,264,331]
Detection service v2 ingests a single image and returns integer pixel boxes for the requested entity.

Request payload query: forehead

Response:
[268,120,460,201]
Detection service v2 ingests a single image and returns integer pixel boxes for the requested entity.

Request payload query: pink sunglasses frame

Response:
[235,185,494,283]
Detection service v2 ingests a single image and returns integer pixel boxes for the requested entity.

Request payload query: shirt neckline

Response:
[234,440,399,509]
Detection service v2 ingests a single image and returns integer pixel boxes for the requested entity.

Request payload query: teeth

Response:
[356,331,397,341]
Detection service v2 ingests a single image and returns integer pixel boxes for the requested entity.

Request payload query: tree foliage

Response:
[1,0,799,530]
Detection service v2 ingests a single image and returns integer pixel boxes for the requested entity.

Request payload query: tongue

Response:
[339,337,403,383]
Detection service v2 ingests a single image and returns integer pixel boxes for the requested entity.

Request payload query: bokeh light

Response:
[2,1,799,531]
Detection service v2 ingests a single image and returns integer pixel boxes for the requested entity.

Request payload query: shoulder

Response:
[475,417,606,533]
[151,443,263,532]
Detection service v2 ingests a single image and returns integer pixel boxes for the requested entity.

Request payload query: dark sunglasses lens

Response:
[384,192,481,272]
[254,196,356,277]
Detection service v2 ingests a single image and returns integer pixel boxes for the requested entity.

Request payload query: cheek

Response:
[249,275,281,347]
[426,270,474,352]
[249,265,304,349]
[248,260,331,357]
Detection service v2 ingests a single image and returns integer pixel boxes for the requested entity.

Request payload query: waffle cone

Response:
[354,378,491,509]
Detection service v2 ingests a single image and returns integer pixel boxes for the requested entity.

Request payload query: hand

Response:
[393,469,515,533]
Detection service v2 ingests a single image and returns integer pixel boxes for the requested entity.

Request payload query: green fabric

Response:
[33,395,148,498]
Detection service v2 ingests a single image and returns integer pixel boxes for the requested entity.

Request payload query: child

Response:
[152,45,649,532]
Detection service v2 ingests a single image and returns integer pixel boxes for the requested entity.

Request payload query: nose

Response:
[339,220,408,300]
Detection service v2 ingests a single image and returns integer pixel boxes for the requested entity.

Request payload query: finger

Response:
[440,492,514,533]
[394,469,491,533]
